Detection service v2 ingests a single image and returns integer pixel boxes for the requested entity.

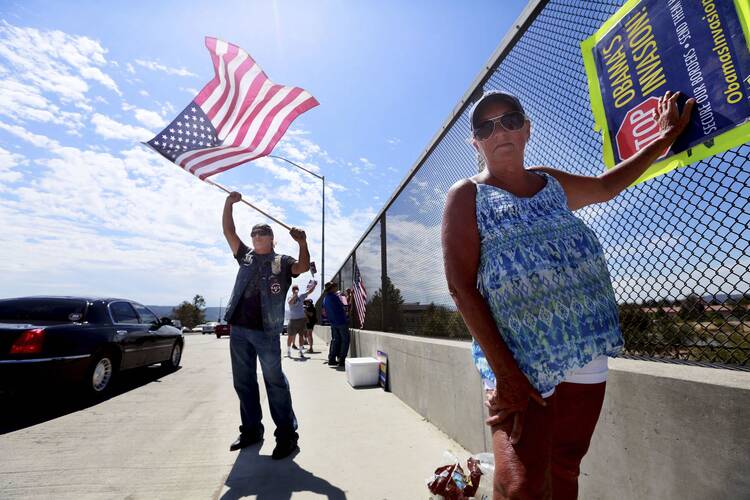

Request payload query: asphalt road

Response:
[0,334,471,499]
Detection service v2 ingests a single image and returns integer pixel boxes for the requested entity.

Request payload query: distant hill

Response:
[703,292,747,303]
[148,305,225,322]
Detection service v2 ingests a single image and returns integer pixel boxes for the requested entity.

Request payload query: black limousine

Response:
[0,296,184,396]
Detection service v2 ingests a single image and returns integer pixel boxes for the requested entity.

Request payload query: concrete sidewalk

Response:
[0,334,471,499]
[219,334,471,499]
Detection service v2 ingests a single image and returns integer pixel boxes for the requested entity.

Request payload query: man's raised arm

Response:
[223,192,243,256]
[289,227,310,275]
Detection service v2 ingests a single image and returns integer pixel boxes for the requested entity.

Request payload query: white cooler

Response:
[345,357,380,387]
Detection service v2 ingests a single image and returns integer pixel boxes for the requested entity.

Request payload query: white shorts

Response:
[484,355,608,399]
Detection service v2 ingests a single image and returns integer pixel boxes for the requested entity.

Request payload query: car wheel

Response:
[216,333,221,338]
[86,352,116,396]
[162,341,182,370]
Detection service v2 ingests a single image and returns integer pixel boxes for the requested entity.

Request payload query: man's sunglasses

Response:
[251,229,272,237]
[473,111,527,141]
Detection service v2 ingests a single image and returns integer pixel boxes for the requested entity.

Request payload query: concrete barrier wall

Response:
[581,358,750,499]
[314,325,750,498]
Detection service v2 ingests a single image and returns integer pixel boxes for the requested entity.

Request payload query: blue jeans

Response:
[328,325,350,364]
[230,325,298,441]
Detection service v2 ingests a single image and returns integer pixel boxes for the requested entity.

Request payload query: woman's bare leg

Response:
[550,382,606,500]
[491,394,554,500]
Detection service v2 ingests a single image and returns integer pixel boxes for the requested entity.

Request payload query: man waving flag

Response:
[146,37,319,180]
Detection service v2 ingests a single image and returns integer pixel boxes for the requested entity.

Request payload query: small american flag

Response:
[352,262,368,328]
[146,37,319,179]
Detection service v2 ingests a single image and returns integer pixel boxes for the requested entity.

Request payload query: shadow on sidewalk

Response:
[221,445,347,500]
[0,365,179,435]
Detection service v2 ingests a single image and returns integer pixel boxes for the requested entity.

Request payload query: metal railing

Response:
[326,0,750,370]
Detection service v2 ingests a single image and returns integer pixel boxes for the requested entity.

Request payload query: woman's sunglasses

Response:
[473,111,527,141]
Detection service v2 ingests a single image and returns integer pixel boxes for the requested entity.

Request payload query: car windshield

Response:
[0,298,88,324]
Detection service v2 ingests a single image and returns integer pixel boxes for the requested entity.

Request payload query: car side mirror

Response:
[159,317,173,327]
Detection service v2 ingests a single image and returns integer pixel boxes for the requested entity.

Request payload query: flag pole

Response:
[267,154,325,286]
[204,178,292,230]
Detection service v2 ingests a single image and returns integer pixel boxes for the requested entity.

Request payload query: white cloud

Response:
[0,120,60,149]
[0,145,236,303]
[179,86,198,95]
[135,59,197,77]
[0,20,121,104]
[160,101,176,116]
[126,62,135,74]
[74,101,93,113]
[386,137,401,146]
[350,156,377,175]
[139,89,149,97]
[0,79,85,132]
[91,113,153,141]
[276,131,334,165]
[0,119,376,304]
[133,108,166,129]
[0,146,25,184]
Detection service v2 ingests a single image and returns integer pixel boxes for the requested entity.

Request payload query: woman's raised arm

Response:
[531,90,695,211]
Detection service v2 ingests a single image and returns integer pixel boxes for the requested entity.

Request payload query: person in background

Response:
[303,299,318,353]
[344,288,355,325]
[322,281,350,367]
[319,304,329,326]
[442,90,693,498]
[286,281,317,358]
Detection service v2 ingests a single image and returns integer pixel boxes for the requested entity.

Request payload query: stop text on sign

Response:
[615,97,670,161]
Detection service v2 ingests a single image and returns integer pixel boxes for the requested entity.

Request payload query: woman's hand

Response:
[653,90,695,143]
[485,375,546,444]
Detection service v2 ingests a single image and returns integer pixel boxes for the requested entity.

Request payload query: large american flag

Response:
[352,262,368,328]
[146,37,319,179]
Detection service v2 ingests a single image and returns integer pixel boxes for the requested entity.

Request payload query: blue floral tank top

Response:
[472,170,623,395]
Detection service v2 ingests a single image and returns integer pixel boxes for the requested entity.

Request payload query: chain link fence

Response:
[326,0,750,370]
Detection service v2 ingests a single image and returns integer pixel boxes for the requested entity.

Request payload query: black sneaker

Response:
[271,438,299,460]
[229,433,263,452]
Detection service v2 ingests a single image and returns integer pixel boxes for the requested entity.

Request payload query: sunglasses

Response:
[473,111,527,141]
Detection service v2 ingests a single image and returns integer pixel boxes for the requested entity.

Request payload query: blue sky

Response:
[0,0,529,306]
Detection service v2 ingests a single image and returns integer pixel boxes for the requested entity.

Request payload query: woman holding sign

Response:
[442,90,693,499]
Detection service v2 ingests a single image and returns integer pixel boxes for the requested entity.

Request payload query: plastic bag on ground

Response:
[427,451,495,499]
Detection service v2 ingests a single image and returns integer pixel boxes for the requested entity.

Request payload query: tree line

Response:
[171,294,207,329]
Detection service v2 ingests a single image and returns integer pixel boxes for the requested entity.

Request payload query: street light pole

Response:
[267,154,325,286]
[322,175,325,286]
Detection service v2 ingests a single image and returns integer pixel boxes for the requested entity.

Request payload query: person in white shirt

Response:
[286,281,317,358]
